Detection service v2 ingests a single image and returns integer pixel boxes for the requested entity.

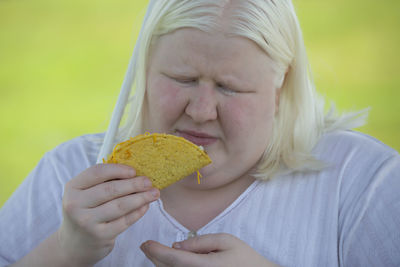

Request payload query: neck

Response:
[160,175,256,231]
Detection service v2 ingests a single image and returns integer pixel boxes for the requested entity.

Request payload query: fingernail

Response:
[141,241,148,251]
[150,188,159,198]
[172,242,181,249]
[129,169,136,177]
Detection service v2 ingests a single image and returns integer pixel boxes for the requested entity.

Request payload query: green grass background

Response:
[1,0,399,207]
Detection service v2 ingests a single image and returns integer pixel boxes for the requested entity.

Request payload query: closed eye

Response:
[173,76,198,85]
[160,72,198,85]
[179,78,198,85]
[216,83,237,96]
[163,72,252,95]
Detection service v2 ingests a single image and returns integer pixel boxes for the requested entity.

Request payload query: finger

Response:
[83,176,152,208]
[103,204,150,238]
[172,233,235,254]
[140,241,165,267]
[141,240,206,267]
[93,189,159,223]
[69,164,136,189]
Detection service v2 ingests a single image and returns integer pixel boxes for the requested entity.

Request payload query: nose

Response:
[185,82,218,123]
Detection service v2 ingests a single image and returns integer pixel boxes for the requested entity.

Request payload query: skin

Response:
[142,28,282,266]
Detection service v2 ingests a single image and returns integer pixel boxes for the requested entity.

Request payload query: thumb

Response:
[172,233,235,254]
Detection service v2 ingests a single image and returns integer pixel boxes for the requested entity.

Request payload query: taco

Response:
[105,133,212,189]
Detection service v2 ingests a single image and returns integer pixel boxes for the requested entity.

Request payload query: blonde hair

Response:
[101,0,368,180]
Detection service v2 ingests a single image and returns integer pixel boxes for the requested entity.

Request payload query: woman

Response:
[1,1,399,266]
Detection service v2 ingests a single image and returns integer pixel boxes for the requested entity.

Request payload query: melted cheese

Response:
[197,170,202,184]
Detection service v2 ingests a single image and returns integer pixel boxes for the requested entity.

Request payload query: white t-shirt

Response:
[1,130,399,266]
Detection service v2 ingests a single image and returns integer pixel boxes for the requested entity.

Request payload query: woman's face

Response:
[144,28,280,189]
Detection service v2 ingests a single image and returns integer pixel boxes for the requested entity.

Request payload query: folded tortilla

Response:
[105,133,212,189]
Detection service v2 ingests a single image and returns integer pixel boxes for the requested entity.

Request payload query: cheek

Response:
[222,96,275,139]
[148,78,187,118]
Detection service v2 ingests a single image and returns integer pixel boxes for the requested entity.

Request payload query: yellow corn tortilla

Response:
[105,133,212,189]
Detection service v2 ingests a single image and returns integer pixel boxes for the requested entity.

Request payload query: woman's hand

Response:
[140,233,280,267]
[58,164,160,266]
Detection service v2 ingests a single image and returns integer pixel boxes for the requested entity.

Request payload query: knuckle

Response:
[89,224,106,240]
[130,176,149,192]
[123,212,138,227]
[94,223,111,240]
[62,198,76,214]
[115,198,128,213]
[104,181,118,197]
[144,192,154,203]
[131,205,148,222]
[129,178,141,193]
[140,177,150,190]
[76,214,92,229]
[123,204,149,227]
[140,204,149,214]
[92,223,117,244]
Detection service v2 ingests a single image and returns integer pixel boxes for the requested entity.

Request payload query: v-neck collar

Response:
[155,180,261,235]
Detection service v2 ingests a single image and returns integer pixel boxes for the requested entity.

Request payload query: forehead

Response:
[149,28,277,87]
[151,28,271,61]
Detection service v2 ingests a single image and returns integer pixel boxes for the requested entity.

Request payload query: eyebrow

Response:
[161,63,197,76]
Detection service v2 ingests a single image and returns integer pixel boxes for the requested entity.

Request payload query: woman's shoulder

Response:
[315,130,400,213]
[41,133,105,182]
[48,133,104,163]
[314,130,398,162]
[313,130,399,197]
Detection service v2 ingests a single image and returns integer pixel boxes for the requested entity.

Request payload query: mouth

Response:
[176,130,218,146]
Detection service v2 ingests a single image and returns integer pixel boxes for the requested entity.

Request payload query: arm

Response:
[10,231,84,267]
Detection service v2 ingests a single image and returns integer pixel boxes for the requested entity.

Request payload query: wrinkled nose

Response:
[185,83,218,123]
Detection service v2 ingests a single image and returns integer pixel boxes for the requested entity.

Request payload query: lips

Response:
[176,130,218,146]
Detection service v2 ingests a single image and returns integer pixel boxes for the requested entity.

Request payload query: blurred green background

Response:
[1,0,399,207]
